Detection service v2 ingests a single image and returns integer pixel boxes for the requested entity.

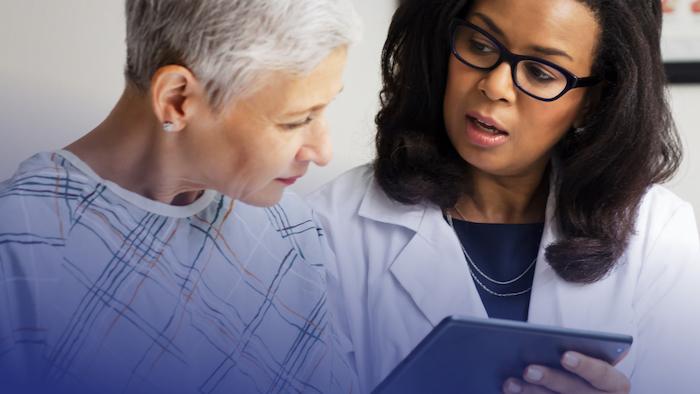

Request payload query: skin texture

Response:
[67,46,348,207]
[443,0,599,224]
[439,0,630,392]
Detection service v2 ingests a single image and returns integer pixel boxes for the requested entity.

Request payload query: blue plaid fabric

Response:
[0,151,354,394]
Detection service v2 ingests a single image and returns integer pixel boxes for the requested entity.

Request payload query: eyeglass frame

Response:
[448,19,601,102]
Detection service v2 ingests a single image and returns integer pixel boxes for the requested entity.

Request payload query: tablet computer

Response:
[372,316,632,394]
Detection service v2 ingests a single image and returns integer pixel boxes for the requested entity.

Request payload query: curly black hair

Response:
[374,0,681,283]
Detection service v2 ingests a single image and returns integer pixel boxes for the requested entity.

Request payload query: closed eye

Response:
[282,116,314,130]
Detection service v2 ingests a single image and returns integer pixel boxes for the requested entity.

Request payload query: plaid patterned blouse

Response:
[0,151,354,394]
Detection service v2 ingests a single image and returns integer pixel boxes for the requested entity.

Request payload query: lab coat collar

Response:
[357,161,561,233]
[357,176,426,232]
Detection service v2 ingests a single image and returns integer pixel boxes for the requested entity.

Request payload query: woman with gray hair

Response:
[0,1,360,393]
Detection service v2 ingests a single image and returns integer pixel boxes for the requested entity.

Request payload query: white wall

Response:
[1,1,700,224]
[667,85,700,221]
[1,0,126,175]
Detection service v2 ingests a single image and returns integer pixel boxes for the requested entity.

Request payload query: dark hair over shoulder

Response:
[374,0,682,283]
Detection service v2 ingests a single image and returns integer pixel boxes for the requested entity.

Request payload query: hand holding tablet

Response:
[503,350,631,394]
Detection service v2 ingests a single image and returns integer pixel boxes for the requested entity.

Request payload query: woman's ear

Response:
[150,65,205,132]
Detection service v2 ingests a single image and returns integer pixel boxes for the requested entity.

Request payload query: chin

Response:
[463,155,517,177]
[239,189,285,207]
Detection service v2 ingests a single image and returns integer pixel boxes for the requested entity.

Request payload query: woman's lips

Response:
[464,115,509,148]
[276,176,300,186]
[465,111,508,132]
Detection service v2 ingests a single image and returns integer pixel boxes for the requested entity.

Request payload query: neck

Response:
[65,87,205,205]
[452,164,550,224]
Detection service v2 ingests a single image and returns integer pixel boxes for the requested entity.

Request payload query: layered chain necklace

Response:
[445,209,537,298]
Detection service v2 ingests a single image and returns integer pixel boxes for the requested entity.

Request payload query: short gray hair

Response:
[125,0,361,109]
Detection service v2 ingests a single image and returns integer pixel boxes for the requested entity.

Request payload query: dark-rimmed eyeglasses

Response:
[449,19,600,102]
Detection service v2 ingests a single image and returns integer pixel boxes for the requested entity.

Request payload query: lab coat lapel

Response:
[527,170,590,329]
[525,169,564,326]
[358,180,488,327]
[526,202,563,325]
[390,208,489,326]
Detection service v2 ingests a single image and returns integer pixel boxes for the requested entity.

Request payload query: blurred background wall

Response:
[1,0,699,225]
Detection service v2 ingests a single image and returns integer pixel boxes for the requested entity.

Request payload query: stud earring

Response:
[163,121,176,133]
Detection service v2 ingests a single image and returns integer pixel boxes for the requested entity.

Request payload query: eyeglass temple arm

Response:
[573,76,601,88]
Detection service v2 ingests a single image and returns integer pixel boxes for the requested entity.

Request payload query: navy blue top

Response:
[451,219,544,322]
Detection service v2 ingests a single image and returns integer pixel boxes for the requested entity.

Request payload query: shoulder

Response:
[1,151,92,196]
[0,152,88,232]
[625,185,699,280]
[634,185,697,248]
[1,152,61,195]
[638,184,691,221]
[0,152,90,267]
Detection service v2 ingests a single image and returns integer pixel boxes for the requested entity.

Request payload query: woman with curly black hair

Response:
[309,0,700,392]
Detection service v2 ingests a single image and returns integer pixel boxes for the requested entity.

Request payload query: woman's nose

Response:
[297,119,333,167]
[478,61,517,103]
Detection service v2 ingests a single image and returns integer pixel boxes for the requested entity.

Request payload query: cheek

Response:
[517,97,582,146]
[245,135,300,177]
[444,58,476,119]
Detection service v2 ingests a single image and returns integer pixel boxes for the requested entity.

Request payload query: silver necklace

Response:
[468,269,533,297]
[445,211,535,297]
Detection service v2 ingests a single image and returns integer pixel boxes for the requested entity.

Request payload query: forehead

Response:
[467,0,600,68]
[236,47,347,116]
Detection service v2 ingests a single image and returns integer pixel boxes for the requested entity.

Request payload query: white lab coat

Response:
[308,165,700,394]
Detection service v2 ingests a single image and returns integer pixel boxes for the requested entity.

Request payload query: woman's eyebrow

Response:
[473,12,506,38]
[472,12,574,61]
[285,86,345,117]
[529,44,574,61]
